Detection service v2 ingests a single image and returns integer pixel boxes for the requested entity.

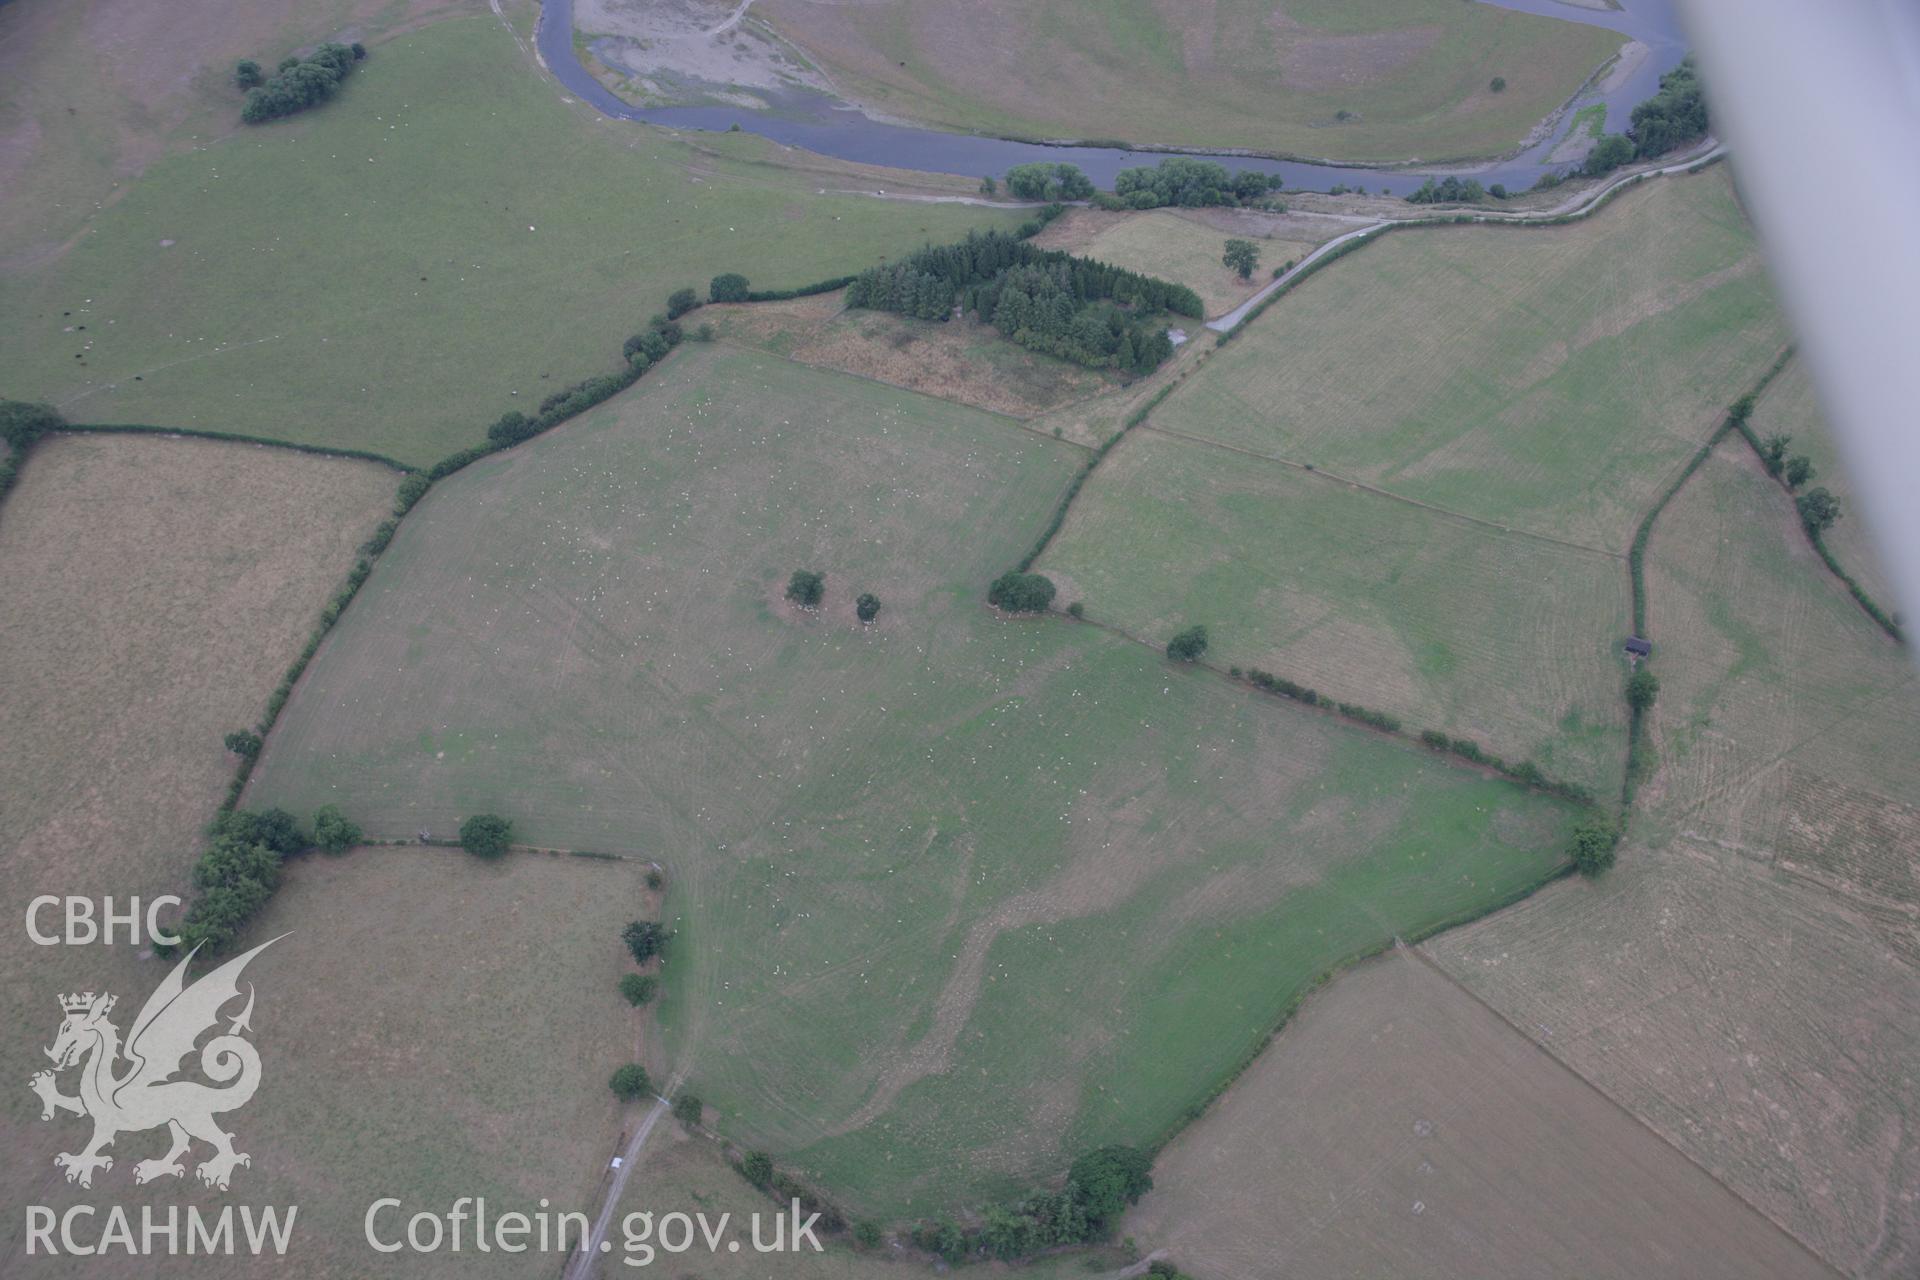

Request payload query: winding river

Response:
[533,0,1689,196]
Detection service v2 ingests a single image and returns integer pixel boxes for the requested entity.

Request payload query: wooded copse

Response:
[240,42,366,124]
[844,231,1199,374]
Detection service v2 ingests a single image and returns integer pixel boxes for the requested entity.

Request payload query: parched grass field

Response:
[1032,209,1322,320]
[0,434,393,1268]
[1,16,1019,466]
[755,0,1620,163]
[1124,947,1833,1280]
[1746,356,1900,614]
[249,344,1579,1217]
[1429,444,1920,1277]
[1152,169,1791,551]
[1037,429,1630,796]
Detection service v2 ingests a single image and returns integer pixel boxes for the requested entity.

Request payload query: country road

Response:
[1206,140,1725,333]
[565,1093,673,1280]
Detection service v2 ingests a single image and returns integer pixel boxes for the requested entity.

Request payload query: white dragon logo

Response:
[28,936,282,1191]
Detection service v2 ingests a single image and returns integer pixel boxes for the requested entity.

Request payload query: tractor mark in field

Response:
[1138,423,1623,561]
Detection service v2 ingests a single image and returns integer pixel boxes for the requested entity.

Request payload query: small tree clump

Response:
[459,813,513,858]
[610,1063,652,1101]
[1625,668,1660,713]
[1784,455,1815,489]
[623,919,670,964]
[987,571,1056,614]
[235,59,264,90]
[312,804,362,854]
[224,729,263,759]
[1489,76,1506,92]
[786,569,825,608]
[672,1092,703,1128]
[1570,816,1619,877]
[709,273,750,303]
[855,592,881,623]
[1166,625,1209,662]
[1222,238,1259,281]
[666,287,701,319]
[1758,433,1790,475]
[620,973,658,1006]
[1796,487,1842,535]
[0,400,65,450]
[741,1151,774,1187]
[853,1221,884,1249]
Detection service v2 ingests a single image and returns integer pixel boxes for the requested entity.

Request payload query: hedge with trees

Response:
[240,42,365,125]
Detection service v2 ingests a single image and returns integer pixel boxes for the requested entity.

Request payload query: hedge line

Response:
[1722,378,1902,642]
[1009,379,1179,576]
[61,423,412,472]
[743,274,856,303]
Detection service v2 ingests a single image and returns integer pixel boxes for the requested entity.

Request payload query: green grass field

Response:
[248,344,1577,1217]
[1151,169,1791,551]
[1,16,1019,466]
[756,0,1620,163]
[1037,430,1630,796]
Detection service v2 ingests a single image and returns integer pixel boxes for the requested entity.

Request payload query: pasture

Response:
[1,16,1020,466]
[1429,443,1920,1277]
[1151,168,1792,551]
[754,0,1619,163]
[0,433,393,1267]
[248,344,1579,1217]
[1126,947,1833,1280]
[1037,429,1630,796]
[1033,209,1322,319]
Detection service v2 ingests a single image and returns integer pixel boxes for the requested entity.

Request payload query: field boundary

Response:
[1138,422,1622,561]
[58,423,415,472]
[1722,405,1904,641]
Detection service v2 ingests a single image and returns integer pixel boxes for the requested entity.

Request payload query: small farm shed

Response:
[1624,636,1652,658]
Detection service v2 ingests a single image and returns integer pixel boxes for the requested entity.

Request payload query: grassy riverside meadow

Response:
[249,344,1580,1216]
[756,0,1621,163]
[1149,169,1791,551]
[1037,430,1630,797]
[1,15,1021,467]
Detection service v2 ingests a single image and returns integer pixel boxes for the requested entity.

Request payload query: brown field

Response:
[0,433,394,1269]
[1031,208,1325,319]
[1126,946,1835,1280]
[0,0,472,265]
[1746,356,1901,616]
[710,295,1120,418]
[1427,442,1920,1278]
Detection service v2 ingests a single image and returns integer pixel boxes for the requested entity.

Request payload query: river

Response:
[532,0,1689,197]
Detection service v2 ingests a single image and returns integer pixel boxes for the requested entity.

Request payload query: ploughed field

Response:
[248,344,1579,1216]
